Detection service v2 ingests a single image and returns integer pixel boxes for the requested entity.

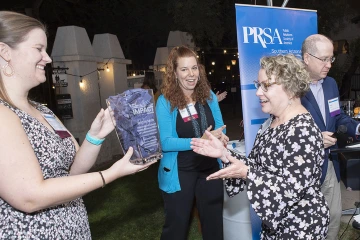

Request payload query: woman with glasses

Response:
[191,54,330,239]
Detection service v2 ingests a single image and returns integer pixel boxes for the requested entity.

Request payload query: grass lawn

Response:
[339,221,360,240]
[84,162,202,240]
[84,162,360,240]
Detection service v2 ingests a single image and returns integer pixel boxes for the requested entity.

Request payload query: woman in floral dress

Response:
[191,54,330,239]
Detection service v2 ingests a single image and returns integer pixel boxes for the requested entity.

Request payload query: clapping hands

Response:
[191,131,248,180]
[216,91,227,102]
[192,130,227,160]
[204,125,229,146]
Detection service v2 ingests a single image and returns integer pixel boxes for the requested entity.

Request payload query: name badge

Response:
[328,97,341,117]
[179,103,198,122]
[42,114,71,138]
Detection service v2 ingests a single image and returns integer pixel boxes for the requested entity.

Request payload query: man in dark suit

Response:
[301,34,360,240]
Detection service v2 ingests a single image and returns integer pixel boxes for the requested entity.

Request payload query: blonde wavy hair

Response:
[161,46,212,110]
[260,54,311,98]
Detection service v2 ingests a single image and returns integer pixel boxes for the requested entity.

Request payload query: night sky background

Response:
[1,0,359,69]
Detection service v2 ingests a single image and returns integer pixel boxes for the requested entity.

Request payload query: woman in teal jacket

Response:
[156,46,227,240]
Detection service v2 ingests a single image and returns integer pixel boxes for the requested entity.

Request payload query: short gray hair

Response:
[301,34,333,58]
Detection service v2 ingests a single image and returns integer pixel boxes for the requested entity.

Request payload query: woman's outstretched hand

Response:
[191,130,226,160]
[191,131,249,180]
[206,153,248,181]
[110,147,157,178]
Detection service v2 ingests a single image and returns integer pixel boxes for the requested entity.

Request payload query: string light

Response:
[79,78,84,87]
[53,58,113,85]
[197,48,238,55]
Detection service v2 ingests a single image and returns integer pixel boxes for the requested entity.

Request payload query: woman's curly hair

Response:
[161,46,212,110]
[260,54,311,98]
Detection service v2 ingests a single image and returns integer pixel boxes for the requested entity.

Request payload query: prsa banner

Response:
[235,4,317,239]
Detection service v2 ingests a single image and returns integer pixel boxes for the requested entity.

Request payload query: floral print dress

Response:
[224,113,329,239]
[0,100,91,239]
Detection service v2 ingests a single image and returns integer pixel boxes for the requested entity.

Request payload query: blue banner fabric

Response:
[235,4,317,239]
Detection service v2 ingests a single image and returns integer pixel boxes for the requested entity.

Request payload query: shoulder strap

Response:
[0,99,20,114]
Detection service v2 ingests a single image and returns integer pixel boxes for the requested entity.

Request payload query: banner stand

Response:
[226,4,318,239]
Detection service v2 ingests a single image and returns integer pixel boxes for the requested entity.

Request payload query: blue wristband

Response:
[86,132,105,145]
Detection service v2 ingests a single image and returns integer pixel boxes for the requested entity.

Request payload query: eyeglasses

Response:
[307,53,335,63]
[254,80,279,92]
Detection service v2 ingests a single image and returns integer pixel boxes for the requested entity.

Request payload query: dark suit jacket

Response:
[301,76,359,183]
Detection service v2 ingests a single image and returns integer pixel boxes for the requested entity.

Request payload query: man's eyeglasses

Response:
[254,80,279,92]
[307,53,335,63]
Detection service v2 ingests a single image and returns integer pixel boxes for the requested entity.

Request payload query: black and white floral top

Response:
[224,113,329,239]
[0,100,91,239]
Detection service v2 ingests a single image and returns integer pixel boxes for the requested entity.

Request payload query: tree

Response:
[336,38,360,99]
[2,0,360,68]
[0,0,45,18]
[37,0,173,69]
[167,0,226,49]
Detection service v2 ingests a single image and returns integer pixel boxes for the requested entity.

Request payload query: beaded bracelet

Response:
[86,132,105,145]
[98,171,106,188]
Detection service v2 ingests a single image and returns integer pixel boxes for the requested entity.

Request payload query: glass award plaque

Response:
[106,89,162,165]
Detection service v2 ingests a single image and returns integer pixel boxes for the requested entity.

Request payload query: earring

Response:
[288,99,292,105]
[2,61,14,77]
